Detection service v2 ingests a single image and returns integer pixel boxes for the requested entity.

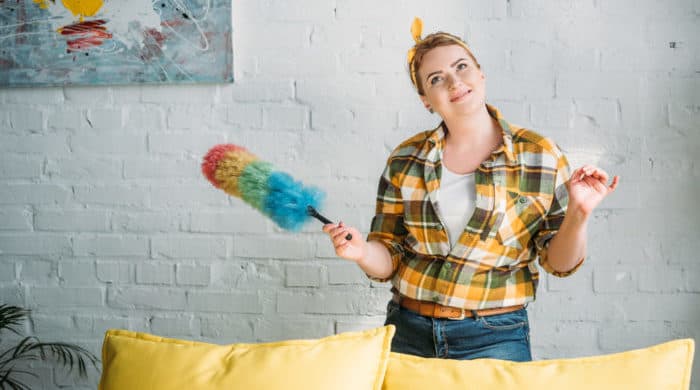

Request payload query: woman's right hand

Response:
[322,222,366,263]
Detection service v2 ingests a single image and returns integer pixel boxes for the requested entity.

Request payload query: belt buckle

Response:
[447,308,467,320]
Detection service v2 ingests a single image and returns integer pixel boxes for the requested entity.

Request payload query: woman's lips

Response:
[450,89,472,102]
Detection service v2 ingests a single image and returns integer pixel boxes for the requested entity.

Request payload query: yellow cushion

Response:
[383,339,694,390]
[99,325,395,390]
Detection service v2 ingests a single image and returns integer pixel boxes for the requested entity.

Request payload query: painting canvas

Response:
[0,0,233,87]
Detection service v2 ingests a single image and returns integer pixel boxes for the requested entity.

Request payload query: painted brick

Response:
[0,261,16,281]
[74,185,149,207]
[222,79,293,103]
[0,135,70,154]
[255,318,334,341]
[123,158,198,179]
[598,321,676,353]
[166,105,213,130]
[225,104,263,127]
[233,235,314,259]
[262,104,308,130]
[108,287,186,311]
[210,261,285,289]
[140,85,218,104]
[125,105,166,130]
[136,262,174,285]
[70,134,146,155]
[35,209,109,231]
[0,285,26,306]
[96,261,133,283]
[30,287,104,308]
[0,184,71,205]
[9,107,44,131]
[175,263,210,286]
[187,291,263,313]
[572,99,620,129]
[151,235,227,259]
[276,291,358,314]
[327,262,368,286]
[556,72,642,99]
[112,211,183,233]
[19,259,56,283]
[593,266,637,294]
[3,88,63,104]
[335,318,386,334]
[285,264,322,287]
[31,314,76,337]
[86,108,124,129]
[200,316,254,341]
[73,235,149,257]
[0,234,71,255]
[64,86,113,105]
[0,208,32,230]
[0,156,42,180]
[45,157,122,180]
[150,315,195,336]
[236,22,310,49]
[59,261,97,285]
[189,209,269,234]
[150,184,229,207]
[257,48,337,77]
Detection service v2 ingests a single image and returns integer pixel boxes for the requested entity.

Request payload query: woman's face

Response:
[417,44,485,119]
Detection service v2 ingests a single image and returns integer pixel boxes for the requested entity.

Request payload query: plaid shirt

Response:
[367,104,582,310]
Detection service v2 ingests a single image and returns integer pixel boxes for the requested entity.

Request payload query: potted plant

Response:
[0,304,99,389]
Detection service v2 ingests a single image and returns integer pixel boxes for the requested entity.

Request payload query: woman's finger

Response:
[332,228,350,242]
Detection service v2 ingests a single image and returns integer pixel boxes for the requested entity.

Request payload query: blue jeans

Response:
[384,300,532,361]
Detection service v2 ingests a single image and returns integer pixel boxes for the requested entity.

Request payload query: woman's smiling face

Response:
[417,44,486,118]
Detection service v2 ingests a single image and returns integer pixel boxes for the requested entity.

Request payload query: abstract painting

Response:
[0,0,233,87]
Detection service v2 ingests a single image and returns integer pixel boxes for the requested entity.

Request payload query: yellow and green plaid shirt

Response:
[367,104,582,310]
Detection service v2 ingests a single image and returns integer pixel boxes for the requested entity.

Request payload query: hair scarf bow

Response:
[407,17,423,86]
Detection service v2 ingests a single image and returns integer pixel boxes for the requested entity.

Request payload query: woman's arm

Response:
[545,165,619,273]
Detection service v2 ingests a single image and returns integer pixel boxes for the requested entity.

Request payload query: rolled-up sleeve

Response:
[535,147,584,277]
[366,160,407,283]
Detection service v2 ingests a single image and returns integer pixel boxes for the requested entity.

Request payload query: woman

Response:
[323,18,619,362]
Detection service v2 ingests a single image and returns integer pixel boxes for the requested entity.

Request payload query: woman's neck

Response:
[442,105,499,149]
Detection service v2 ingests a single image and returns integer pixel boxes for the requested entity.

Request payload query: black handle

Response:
[306,206,353,241]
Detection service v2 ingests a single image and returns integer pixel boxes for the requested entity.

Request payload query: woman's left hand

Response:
[567,165,619,217]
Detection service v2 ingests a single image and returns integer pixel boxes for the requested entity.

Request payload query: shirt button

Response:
[444,262,452,269]
[437,224,443,230]
[519,197,528,204]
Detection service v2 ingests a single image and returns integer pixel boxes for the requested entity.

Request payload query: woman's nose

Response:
[447,75,462,90]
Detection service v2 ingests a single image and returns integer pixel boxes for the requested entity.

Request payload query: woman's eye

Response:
[457,63,468,70]
[429,76,442,85]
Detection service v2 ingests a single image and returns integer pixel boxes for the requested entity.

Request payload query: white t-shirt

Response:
[436,165,477,247]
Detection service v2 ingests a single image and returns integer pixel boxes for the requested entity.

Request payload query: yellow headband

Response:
[406,17,474,89]
[407,17,423,87]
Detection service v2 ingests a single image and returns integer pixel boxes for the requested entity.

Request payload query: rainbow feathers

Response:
[202,144,324,231]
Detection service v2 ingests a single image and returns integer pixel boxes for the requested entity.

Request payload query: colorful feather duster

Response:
[202,144,350,238]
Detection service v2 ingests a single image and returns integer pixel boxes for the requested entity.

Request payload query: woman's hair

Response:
[408,32,480,95]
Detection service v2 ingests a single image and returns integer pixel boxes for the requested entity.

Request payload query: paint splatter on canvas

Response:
[0,0,233,86]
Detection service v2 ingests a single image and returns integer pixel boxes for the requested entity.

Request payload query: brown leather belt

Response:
[393,294,525,320]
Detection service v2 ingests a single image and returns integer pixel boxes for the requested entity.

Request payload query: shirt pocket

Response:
[496,192,548,250]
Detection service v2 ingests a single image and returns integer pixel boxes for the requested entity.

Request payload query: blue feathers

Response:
[263,172,325,231]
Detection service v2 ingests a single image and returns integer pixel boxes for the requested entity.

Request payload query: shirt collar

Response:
[425,103,516,164]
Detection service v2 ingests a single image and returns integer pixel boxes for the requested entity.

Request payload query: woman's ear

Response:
[420,95,430,110]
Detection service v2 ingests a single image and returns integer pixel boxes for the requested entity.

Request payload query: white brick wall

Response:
[1,1,698,388]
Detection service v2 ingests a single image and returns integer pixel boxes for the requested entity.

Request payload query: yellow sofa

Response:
[99,325,694,390]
